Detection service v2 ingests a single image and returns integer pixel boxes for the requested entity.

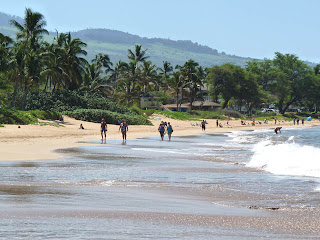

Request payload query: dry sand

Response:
[0,115,318,161]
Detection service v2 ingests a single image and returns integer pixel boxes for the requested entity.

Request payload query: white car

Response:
[261,108,275,113]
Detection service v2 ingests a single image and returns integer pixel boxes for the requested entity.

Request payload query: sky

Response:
[1,0,320,62]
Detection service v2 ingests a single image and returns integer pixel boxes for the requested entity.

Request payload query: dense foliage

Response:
[64,109,152,125]
[1,8,320,123]
[0,108,60,124]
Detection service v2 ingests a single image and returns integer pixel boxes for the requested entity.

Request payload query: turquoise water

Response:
[1,127,320,239]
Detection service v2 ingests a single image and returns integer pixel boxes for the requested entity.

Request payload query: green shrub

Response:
[28,110,61,120]
[0,108,61,125]
[130,105,144,116]
[219,109,243,119]
[0,108,38,124]
[10,90,132,114]
[64,109,152,125]
[149,91,174,105]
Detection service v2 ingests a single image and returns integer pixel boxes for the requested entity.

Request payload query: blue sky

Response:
[2,0,320,62]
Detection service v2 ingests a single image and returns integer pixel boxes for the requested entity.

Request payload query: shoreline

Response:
[0,115,319,161]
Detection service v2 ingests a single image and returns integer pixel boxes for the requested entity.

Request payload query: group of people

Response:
[293,118,304,125]
[100,119,128,142]
[158,121,173,141]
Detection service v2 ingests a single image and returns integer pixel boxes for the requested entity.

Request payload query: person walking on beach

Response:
[216,119,219,127]
[293,118,296,125]
[201,120,206,131]
[119,120,128,141]
[167,122,173,141]
[158,121,166,141]
[101,118,107,141]
[297,119,299,125]
[275,118,277,125]
[302,118,304,125]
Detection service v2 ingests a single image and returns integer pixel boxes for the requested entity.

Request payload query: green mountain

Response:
[0,11,254,67]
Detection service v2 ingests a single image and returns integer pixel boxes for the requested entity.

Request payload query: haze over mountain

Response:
[0,11,253,67]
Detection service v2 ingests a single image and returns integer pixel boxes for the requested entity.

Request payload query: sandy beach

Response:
[0,115,318,161]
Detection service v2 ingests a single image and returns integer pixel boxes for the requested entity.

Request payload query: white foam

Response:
[247,140,320,178]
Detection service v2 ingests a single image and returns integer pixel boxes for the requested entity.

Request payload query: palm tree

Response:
[114,62,139,106]
[167,71,185,111]
[10,8,48,108]
[140,61,158,94]
[158,61,173,90]
[83,63,110,96]
[179,59,203,108]
[128,45,149,67]
[92,53,113,74]
[62,32,88,90]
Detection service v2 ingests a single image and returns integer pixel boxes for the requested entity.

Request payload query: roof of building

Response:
[163,104,190,109]
[192,101,221,107]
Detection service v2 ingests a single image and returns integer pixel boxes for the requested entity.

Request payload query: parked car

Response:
[261,108,275,113]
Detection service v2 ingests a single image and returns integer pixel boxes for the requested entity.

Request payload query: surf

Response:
[247,139,320,178]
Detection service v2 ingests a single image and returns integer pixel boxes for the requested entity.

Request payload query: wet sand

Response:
[1,130,320,239]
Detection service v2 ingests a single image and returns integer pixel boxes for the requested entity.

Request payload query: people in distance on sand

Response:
[158,121,166,141]
[274,127,282,134]
[167,122,173,141]
[201,120,206,131]
[119,120,128,141]
[297,119,299,125]
[79,124,84,129]
[216,119,219,127]
[302,119,304,125]
[293,118,296,125]
[275,118,277,125]
[219,123,223,128]
[101,118,107,141]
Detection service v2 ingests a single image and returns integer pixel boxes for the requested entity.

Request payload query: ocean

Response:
[1,126,320,239]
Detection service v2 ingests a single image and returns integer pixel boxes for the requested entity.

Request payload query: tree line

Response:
[1,8,320,114]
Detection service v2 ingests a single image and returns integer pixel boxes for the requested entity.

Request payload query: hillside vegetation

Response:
[0,12,252,67]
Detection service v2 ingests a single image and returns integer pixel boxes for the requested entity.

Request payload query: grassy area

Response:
[150,110,238,121]
[38,122,63,127]
[0,108,61,125]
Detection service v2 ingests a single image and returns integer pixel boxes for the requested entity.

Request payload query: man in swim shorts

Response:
[119,120,128,141]
[101,118,107,141]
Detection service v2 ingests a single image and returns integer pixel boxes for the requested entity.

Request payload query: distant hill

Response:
[0,11,254,67]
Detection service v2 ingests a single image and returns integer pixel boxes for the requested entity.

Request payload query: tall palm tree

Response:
[62,32,88,90]
[167,71,185,111]
[158,60,173,90]
[10,8,48,108]
[140,61,157,94]
[128,45,149,67]
[179,59,203,108]
[92,53,113,74]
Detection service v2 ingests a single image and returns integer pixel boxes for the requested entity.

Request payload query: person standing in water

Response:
[158,121,166,141]
[167,122,173,141]
[274,127,282,134]
[101,118,107,141]
[119,120,128,141]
